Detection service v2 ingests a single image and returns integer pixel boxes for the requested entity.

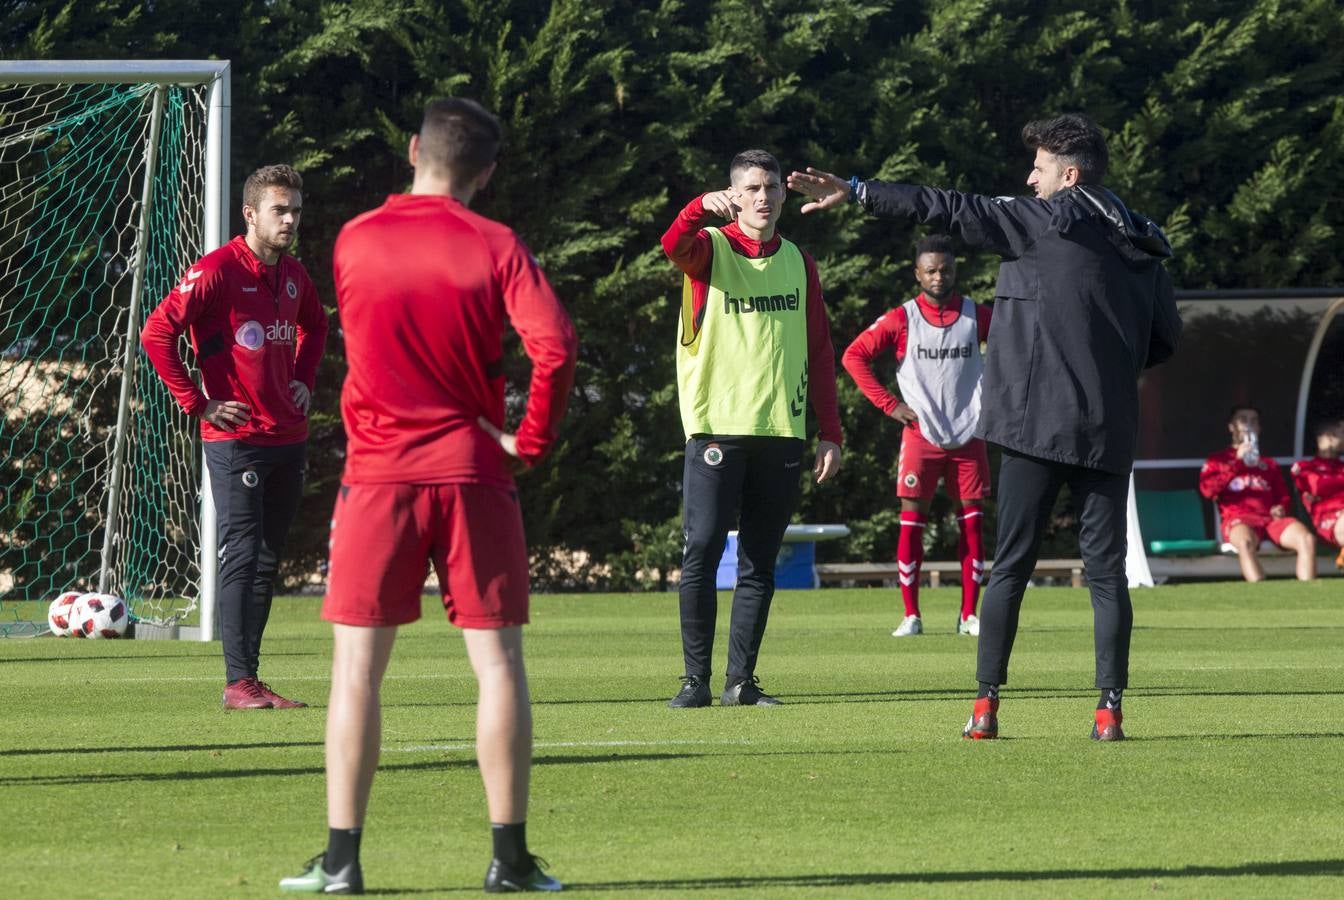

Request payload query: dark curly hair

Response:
[1022,114,1108,183]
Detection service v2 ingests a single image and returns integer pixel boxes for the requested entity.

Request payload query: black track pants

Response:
[203,439,306,683]
[678,436,804,682]
[976,448,1133,689]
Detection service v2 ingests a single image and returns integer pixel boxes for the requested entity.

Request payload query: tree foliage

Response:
[5,0,1342,588]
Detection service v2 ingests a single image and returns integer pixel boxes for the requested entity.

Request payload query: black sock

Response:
[1098,688,1123,711]
[491,822,529,870]
[325,827,362,873]
[977,683,999,701]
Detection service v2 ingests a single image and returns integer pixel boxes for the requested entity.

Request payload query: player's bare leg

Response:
[280,623,396,892]
[465,626,559,892]
[1276,521,1317,581]
[463,626,531,823]
[1334,519,1344,569]
[327,623,398,828]
[1226,523,1265,582]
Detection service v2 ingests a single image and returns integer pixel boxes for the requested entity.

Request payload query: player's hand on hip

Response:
[289,380,311,414]
[478,416,519,459]
[1270,505,1286,518]
[701,189,741,220]
[786,167,849,214]
[201,399,251,432]
[813,440,842,484]
[891,402,918,425]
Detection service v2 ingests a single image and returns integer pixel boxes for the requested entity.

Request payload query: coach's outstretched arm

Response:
[787,167,1046,259]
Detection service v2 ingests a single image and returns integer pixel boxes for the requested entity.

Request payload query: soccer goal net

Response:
[0,61,230,637]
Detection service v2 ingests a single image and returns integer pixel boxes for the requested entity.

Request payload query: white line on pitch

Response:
[100,673,469,683]
[388,739,753,753]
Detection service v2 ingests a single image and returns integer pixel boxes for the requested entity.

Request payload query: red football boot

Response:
[962,697,999,740]
[1091,707,1125,741]
[255,680,308,709]
[223,677,273,709]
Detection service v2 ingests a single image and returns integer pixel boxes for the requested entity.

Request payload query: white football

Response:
[47,591,82,636]
[70,592,129,639]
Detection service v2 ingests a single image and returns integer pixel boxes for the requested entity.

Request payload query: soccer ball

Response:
[70,592,129,639]
[47,591,82,636]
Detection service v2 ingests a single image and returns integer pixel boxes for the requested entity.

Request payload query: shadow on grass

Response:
[0,747,916,787]
[569,858,1344,890]
[0,739,327,757]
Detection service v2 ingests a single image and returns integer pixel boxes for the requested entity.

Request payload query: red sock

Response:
[897,510,926,617]
[958,504,985,620]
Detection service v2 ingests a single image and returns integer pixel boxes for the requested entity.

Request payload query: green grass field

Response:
[3,582,1343,898]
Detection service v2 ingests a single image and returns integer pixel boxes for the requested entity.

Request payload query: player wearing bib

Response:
[141,164,327,712]
[662,149,842,709]
[281,99,575,896]
[1199,405,1316,582]
[843,235,991,638]
[1291,417,1344,568]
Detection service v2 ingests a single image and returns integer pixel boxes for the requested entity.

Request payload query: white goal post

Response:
[0,60,230,640]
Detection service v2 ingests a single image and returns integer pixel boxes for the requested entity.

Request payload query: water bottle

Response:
[1243,430,1260,467]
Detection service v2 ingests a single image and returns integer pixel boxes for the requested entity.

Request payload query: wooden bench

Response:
[815,559,1086,589]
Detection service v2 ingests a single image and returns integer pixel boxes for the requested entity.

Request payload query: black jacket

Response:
[859,182,1181,474]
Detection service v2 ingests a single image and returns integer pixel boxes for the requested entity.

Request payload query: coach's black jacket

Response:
[858,181,1181,474]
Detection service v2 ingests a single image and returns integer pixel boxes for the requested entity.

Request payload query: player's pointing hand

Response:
[701,189,741,220]
[787,167,850,214]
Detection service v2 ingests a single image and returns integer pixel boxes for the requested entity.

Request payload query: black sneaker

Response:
[667,675,712,708]
[483,854,563,892]
[720,675,781,706]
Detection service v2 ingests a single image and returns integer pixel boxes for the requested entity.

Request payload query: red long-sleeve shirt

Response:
[842,292,992,421]
[140,235,328,445]
[1199,446,1291,521]
[1291,456,1344,521]
[661,195,842,445]
[332,193,578,487]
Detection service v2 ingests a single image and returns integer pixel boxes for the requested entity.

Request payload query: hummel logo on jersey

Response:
[916,344,974,360]
[790,360,809,418]
[724,288,800,315]
[241,286,258,293]
[177,267,204,293]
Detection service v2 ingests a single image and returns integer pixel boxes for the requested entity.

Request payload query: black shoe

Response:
[720,675,781,706]
[483,855,563,892]
[667,675,712,708]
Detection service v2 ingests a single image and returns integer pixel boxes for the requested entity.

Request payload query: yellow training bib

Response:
[677,227,809,440]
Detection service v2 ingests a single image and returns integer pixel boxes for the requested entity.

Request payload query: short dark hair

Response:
[1227,403,1261,424]
[729,149,781,181]
[417,98,502,182]
[914,234,955,264]
[1022,114,1109,183]
[242,164,302,211]
[1312,416,1344,439]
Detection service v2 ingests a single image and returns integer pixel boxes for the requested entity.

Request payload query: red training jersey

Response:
[332,193,578,487]
[660,195,843,445]
[140,235,328,445]
[842,292,992,442]
[1291,455,1344,521]
[1199,446,1291,522]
